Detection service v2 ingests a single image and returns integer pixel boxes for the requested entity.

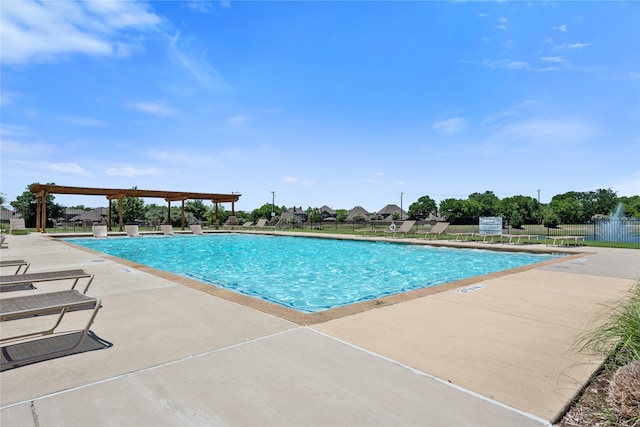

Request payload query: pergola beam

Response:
[29,184,241,233]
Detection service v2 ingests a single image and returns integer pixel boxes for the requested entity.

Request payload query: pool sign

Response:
[457,284,487,294]
[479,216,502,235]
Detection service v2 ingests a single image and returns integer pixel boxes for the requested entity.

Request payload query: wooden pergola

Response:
[30,184,241,233]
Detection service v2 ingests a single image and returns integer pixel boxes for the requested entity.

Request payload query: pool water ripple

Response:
[67,234,556,313]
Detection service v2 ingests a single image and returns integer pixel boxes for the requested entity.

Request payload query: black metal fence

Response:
[299,218,640,243]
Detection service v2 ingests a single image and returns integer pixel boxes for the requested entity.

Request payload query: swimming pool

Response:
[68,234,557,313]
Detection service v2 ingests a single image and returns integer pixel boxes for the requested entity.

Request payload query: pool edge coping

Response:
[55,232,588,326]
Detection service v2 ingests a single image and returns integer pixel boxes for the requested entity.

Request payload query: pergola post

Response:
[181,200,185,230]
[167,200,171,226]
[35,195,42,232]
[107,198,112,231]
[118,197,124,231]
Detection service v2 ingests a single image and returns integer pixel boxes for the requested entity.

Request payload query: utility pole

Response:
[400,192,403,220]
[271,191,275,218]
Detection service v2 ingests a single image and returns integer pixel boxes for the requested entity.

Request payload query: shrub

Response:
[543,213,560,228]
[510,212,524,229]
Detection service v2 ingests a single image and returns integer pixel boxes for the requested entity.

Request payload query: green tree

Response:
[185,200,208,221]
[408,195,437,219]
[578,188,618,220]
[497,195,539,224]
[619,196,640,219]
[111,192,145,224]
[11,183,65,227]
[145,204,167,222]
[468,191,500,216]
[549,189,619,223]
[549,192,585,224]
[251,203,283,221]
[306,207,323,226]
[439,198,467,224]
[336,209,348,223]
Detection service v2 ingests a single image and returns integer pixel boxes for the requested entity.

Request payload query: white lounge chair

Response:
[92,225,107,238]
[160,225,174,235]
[190,224,203,235]
[384,220,416,238]
[9,219,27,235]
[253,218,268,229]
[417,222,450,240]
[125,225,140,237]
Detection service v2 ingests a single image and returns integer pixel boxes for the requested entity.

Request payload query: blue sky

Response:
[1,1,639,213]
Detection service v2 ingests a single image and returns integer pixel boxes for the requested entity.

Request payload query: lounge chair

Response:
[190,224,203,235]
[0,290,102,370]
[0,232,7,247]
[160,225,175,235]
[9,219,27,235]
[417,222,450,239]
[92,225,107,238]
[384,220,416,238]
[125,225,140,237]
[545,236,585,247]
[478,233,503,243]
[504,234,540,245]
[453,232,476,241]
[0,269,94,294]
[356,225,383,237]
[0,259,31,275]
[253,218,267,229]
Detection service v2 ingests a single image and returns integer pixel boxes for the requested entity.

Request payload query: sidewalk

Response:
[1,233,638,426]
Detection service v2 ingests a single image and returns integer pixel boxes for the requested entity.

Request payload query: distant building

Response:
[0,207,20,224]
[319,205,336,220]
[377,204,408,220]
[281,206,307,223]
[346,206,370,221]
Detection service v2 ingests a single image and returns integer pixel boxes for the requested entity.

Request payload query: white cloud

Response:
[167,32,231,93]
[481,59,558,72]
[555,25,568,32]
[282,176,316,186]
[129,101,177,117]
[50,162,90,175]
[106,167,160,177]
[0,0,162,64]
[540,56,567,64]
[432,118,468,135]
[227,115,247,125]
[554,42,591,52]
[0,90,21,106]
[59,116,110,126]
[187,0,216,14]
[489,117,602,147]
[570,42,590,49]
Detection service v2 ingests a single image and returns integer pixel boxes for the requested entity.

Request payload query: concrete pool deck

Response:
[1,232,638,426]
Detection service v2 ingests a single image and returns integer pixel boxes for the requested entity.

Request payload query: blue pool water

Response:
[68,234,557,313]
